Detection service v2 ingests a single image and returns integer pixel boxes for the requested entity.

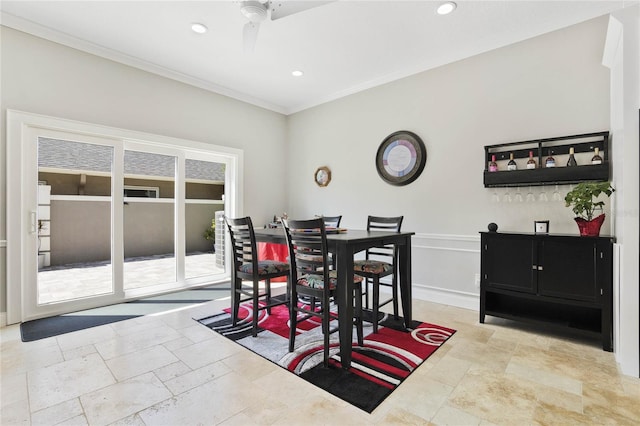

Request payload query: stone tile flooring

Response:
[2,296,639,425]
[38,253,224,304]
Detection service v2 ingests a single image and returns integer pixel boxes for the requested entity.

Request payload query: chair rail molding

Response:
[410,232,481,311]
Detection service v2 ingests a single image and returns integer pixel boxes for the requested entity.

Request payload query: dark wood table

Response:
[254,228,414,369]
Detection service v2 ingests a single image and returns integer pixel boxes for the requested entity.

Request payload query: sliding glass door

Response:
[123,149,177,291]
[23,128,122,318]
[8,111,236,323]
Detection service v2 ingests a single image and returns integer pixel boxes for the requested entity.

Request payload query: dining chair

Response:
[282,218,364,367]
[225,216,290,337]
[321,215,342,228]
[354,215,404,333]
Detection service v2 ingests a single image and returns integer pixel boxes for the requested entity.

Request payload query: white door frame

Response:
[6,110,243,324]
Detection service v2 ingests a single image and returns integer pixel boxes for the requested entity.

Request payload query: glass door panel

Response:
[185,159,226,280]
[37,137,114,304]
[123,150,176,290]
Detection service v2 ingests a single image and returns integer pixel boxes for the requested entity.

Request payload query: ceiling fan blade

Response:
[243,21,260,53]
[269,1,334,20]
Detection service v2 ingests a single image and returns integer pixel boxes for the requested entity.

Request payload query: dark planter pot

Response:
[574,213,606,237]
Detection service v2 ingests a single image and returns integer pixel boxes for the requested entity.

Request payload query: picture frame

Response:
[375,130,427,186]
[534,220,550,234]
[314,166,331,187]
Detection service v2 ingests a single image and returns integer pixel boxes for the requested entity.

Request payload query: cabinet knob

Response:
[538,266,543,271]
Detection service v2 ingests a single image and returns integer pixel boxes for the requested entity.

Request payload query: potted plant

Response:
[564,181,615,236]
[203,218,216,252]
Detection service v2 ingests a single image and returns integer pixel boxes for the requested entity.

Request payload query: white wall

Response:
[287,16,611,307]
[0,26,289,315]
[608,5,639,377]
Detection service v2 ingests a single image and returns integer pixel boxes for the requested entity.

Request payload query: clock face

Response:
[314,166,331,187]
[376,131,426,186]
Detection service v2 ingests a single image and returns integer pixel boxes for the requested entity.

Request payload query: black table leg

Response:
[336,244,353,370]
[398,237,413,328]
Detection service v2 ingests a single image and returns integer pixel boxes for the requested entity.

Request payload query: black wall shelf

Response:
[483,131,609,187]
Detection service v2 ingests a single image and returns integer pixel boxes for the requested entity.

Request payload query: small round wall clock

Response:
[376,130,427,186]
[314,166,331,187]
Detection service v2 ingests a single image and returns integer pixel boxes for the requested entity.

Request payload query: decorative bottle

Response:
[591,147,603,165]
[567,147,578,167]
[526,151,537,169]
[488,155,498,172]
[545,150,556,168]
[507,153,517,171]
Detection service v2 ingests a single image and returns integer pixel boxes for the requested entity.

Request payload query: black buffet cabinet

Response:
[480,232,614,351]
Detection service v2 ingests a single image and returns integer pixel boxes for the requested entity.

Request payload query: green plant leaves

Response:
[564,181,615,221]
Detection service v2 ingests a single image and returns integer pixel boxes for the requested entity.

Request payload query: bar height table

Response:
[254,228,414,369]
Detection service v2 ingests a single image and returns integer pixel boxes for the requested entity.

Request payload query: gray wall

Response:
[1,26,288,314]
[286,16,611,300]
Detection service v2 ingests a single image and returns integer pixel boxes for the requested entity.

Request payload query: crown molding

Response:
[1,12,288,115]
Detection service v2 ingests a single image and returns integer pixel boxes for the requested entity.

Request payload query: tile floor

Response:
[2,297,639,425]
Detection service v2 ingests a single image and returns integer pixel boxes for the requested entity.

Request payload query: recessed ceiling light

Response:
[292,70,304,77]
[436,2,457,15]
[191,23,208,34]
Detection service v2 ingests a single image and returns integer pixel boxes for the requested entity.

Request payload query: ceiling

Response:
[0,1,633,115]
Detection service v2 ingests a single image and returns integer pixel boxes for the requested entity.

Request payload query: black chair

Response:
[225,216,290,337]
[354,215,404,333]
[321,215,342,228]
[282,218,363,367]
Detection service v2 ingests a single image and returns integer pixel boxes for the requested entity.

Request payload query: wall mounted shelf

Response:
[483,131,609,187]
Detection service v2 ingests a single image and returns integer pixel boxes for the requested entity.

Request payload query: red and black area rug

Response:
[196,298,455,413]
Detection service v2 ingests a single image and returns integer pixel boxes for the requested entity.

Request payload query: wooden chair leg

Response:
[232,278,242,327]
[355,283,364,346]
[265,278,272,314]
[392,273,399,319]
[252,279,260,337]
[289,287,298,352]
[364,277,371,310]
[322,295,330,367]
[372,276,380,333]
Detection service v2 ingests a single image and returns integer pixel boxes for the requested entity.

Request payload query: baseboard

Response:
[0,312,7,328]
[412,284,479,311]
[375,276,479,311]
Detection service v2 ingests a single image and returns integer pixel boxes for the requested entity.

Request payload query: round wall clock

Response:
[314,166,331,187]
[376,130,427,186]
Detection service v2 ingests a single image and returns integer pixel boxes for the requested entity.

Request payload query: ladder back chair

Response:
[321,215,341,267]
[321,215,342,228]
[354,215,404,333]
[225,216,290,337]
[282,218,363,367]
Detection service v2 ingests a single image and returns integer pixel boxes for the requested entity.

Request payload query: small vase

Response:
[574,213,606,237]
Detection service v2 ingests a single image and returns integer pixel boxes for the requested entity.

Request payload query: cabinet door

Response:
[538,239,598,302]
[483,234,536,294]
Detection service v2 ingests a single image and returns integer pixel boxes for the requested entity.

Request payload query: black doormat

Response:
[20,314,139,342]
[20,284,230,342]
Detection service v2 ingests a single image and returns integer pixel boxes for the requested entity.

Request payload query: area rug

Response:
[20,284,231,342]
[196,298,456,413]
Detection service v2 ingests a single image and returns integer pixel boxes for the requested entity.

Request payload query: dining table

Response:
[253,227,415,370]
